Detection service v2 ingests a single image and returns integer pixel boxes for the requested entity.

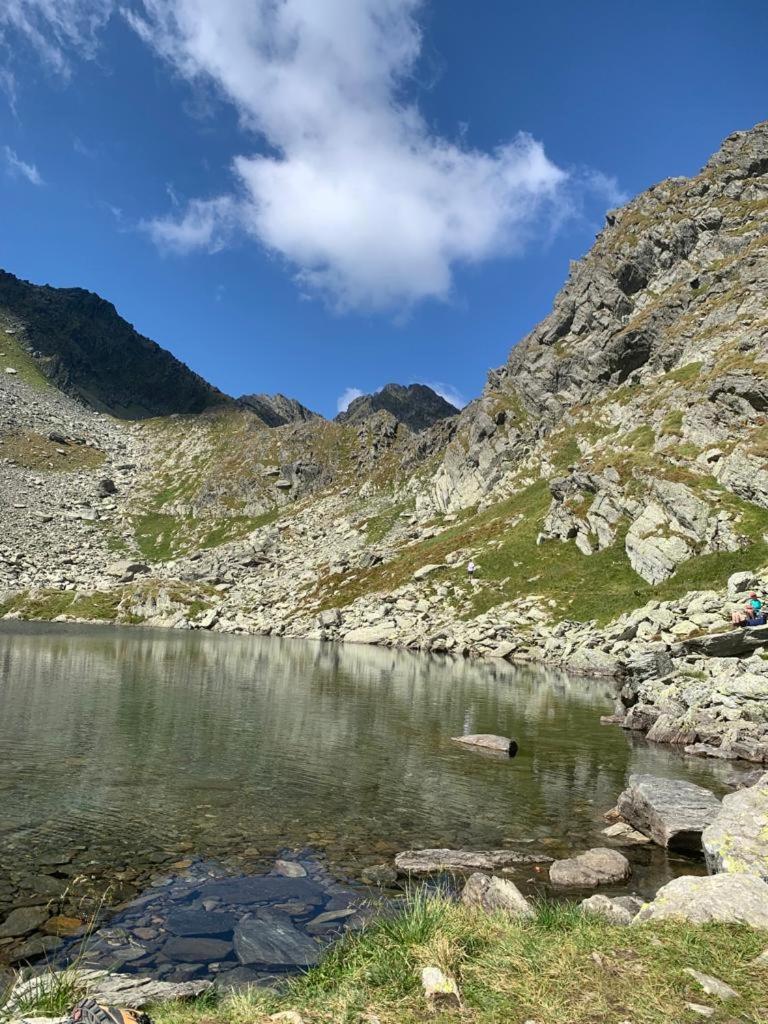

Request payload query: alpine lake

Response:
[0,622,745,987]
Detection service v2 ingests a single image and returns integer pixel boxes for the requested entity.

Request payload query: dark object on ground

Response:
[70,999,153,1024]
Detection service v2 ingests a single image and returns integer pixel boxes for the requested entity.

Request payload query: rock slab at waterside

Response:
[5,970,211,1012]
[702,772,768,879]
[394,848,551,875]
[617,775,721,852]
[635,874,768,927]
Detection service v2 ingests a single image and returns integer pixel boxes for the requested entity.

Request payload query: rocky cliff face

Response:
[336,383,459,432]
[431,121,768,586]
[237,393,320,427]
[0,270,229,418]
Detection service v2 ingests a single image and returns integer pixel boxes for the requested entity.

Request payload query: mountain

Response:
[2,121,768,684]
[238,393,321,427]
[336,383,459,431]
[0,269,228,418]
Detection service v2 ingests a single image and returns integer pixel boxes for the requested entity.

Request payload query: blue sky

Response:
[0,1,766,417]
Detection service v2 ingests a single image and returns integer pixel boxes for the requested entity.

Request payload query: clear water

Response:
[0,622,739,926]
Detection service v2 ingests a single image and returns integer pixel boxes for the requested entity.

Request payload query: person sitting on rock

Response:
[732,592,763,626]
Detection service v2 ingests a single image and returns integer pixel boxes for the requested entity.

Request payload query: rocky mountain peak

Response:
[0,269,227,419]
[336,383,459,432]
[237,393,321,428]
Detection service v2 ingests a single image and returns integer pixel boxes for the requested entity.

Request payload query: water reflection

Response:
[0,623,733,903]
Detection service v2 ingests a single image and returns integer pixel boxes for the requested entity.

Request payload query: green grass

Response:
[145,893,768,1024]
[364,500,411,544]
[661,410,684,436]
[0,326,50,389]
[0,431,106,472]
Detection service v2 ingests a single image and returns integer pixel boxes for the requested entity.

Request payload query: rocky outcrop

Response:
[616,776,720,852]
[336,383,458,432]
[237,393,320,427]
[635,873,768,927]
[702,773,768,879]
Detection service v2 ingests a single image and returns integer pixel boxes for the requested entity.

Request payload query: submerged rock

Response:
[616,774,720,852]
[702,772,768,879]
[234,910,323,966]
[549,848,631,888]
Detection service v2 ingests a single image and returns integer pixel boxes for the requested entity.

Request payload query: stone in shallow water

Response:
[234,911,323,966]
[549,848,631,888]
[617,774,720,852]
[201,876,324,906]
[274,860,307,878]
[165,909,237,936]
[0,906,50,938]
[163,936,233,962]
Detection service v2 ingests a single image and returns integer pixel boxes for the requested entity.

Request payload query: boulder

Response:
[549,848,631,888]
[580,894,634,925]
[634,873,768,927]
[684,625,768,658]
[342,624,397,645]
[451,734,518,756]
[413,564,444,581]
[728,571,760,598]
[461,872,534,918]
[616,774,720,852]
[395,848,551,875]
[565,648,623,677]
[702,772,768,879]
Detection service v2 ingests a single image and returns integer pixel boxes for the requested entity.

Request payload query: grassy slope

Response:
[147,897,768,1024]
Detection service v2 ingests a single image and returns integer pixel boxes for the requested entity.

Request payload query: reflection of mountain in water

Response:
[0,624,730,879]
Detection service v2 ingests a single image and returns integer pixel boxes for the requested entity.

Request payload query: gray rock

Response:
[234,911,323,966]
[635,873,768,927]
[165,909,237,936]
[727,571,760,598]
[342,624,397,645]
[163,935,232,962]
[394,848,551,875]
[0,906,49,938]
[684,968,739,1001]
[684,625,768,658]
[359,863,398,886]
[451,734,517,755]
[461,872,534,918]
[616,774,720,852]
[549,848,630,888]
[702,772,768,879]
[565,648,623,677]
[580,894,634,925]
[274,860,307,878]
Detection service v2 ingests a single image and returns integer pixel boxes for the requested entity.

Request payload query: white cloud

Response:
[337,386,364,413]
[424,381,466,409]
[128,0,573,310]
[0,0,112,77]
[142,195,237,253]
[4,1,624,312]
[3,145,43,185]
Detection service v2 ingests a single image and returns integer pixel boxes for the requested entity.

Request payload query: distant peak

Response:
[336,382,459,432]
